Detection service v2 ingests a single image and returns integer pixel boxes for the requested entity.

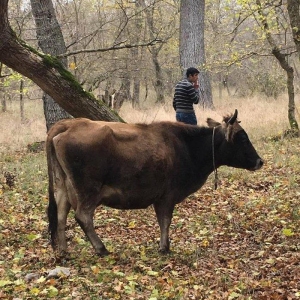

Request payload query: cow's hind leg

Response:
[154,202,174,254]
[52,162,72,257]
[75,204,109,257]
[55,179,71,256]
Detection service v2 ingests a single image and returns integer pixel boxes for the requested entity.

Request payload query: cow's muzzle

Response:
[251,158,264,171]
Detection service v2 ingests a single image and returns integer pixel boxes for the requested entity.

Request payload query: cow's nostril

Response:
[257,158,264,169]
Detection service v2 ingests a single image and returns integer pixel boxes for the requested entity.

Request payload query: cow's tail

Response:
[46,134,58,249]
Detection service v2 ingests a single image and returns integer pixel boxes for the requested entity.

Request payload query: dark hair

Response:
[186,67,200,77]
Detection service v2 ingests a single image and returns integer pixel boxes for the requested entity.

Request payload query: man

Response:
[173,67,200,125]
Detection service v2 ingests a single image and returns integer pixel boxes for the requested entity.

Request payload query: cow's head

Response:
[207,109,263,171]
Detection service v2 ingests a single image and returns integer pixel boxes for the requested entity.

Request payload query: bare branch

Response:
[57,38,163,58]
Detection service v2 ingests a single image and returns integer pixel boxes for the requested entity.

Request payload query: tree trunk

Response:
[30,0,72,131]
[218,73,222,100]
[131,42,141,108]
[0,62,6,112]
[114,68,131,112]
[0,0,123,123]
[112,7,132,111]
[272,49,299,134]
[140,0,165,104]
[152,50,165,104]
[114,82,128,112]
[287,0,300,61]
[20,79,24,123]
[131,1,142,109]
[180,0,213,109]
[256,0,299,134]
[132,71,141,109]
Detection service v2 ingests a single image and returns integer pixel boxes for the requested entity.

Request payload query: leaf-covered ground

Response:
[0,138,299,299]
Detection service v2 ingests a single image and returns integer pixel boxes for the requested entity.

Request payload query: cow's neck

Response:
[184,126,224,188]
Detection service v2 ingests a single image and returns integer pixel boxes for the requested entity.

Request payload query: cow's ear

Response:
[207,118,221,128]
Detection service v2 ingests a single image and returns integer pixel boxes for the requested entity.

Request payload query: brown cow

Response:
[46,110,263,257]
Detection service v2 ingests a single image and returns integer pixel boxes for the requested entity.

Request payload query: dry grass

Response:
[0,93,299,152]
[0,100,46,152]
[120,94,298,142]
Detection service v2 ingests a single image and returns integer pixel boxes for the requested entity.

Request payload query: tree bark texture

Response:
[140,0,165,104]
[30,0,71,131]
[131,1,142,109]
[0,63,6,113]
[19,79,25,123]
[152,55,165,104]
[272,49,299,133]
[0,0,123,123]
[287,0,300,61]
[180,0,213,109]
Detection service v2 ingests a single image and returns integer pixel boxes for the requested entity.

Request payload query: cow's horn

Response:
[228,109,238,125]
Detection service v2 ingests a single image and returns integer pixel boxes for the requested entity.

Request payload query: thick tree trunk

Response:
[0,0,123,122]
[180,0,213,109]
[30,0,71,131]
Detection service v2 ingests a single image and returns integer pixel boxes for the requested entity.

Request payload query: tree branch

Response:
[57,38,163,58]
[0,0,124,122]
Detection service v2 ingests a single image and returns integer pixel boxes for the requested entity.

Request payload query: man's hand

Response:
[193,81,199,89]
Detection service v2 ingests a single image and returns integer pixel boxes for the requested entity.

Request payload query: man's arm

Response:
[187,84,199,104]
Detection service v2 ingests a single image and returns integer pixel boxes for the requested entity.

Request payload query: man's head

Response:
[186,67,199,83]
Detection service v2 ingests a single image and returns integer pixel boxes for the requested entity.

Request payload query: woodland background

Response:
[1,0,300,116]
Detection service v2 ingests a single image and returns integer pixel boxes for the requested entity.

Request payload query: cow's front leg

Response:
[154,202,174,254]
[75,206,110,257]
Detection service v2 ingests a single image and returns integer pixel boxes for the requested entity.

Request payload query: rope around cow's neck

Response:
[212,127,219,190]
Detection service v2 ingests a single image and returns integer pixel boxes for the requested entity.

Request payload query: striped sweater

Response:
[173,79,199,112]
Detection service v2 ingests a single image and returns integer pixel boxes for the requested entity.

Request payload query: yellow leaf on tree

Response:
[69,62,76,70]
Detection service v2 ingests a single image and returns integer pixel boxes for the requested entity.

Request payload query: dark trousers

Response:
[176,112,197,125]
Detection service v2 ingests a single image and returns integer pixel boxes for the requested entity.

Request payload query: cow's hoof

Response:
[97,249,110,257]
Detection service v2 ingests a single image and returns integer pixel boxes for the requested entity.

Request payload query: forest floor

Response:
[0,136,299,299]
